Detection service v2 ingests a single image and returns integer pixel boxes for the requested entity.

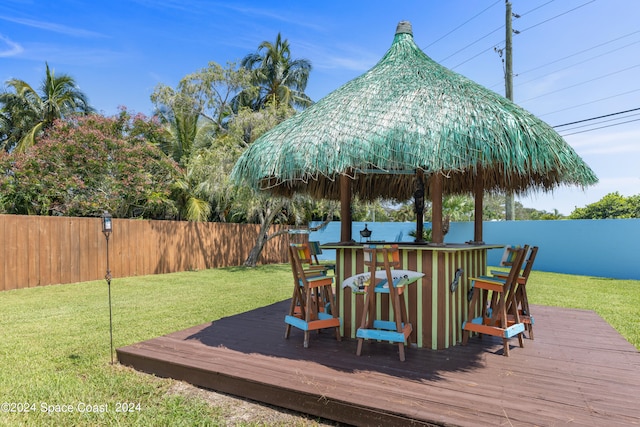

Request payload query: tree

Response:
[388,192,566,223]
[442,195,475,221]
[150,59,320,266]
[238,33,312,111]
[153,103,214,164]
[224,102,298,266]
[170,163,212,222]
[629,194,640,218]
[350,198,390,222]
[570,192,640,219]
[530,208,564,220]
[151,62,256,220]
[0,111,180,218]
[152,61,254,141]
[178,143,244,222]
[0,63,93,152]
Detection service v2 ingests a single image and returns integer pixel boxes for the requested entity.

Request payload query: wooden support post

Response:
[414,170,425,243]
[430,172,444,245]
[340,174,352,243]
[474,165,484,244]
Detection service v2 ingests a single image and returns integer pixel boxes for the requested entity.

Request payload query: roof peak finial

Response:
[396,21,412,36]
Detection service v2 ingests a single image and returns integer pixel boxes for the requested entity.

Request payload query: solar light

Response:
[101,211,114,364]
[102,211,112,236]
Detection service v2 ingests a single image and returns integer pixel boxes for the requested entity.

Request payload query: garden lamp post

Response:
[102,211,114,364]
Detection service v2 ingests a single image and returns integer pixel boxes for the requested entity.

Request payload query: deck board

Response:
[117,303,640,426]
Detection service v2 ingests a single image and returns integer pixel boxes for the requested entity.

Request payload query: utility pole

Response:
[505,1,514,101]
[504,0,516,220]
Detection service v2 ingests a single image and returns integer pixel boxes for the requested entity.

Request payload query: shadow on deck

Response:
[117,302,640,426]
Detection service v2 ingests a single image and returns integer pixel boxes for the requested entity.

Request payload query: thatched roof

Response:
[231,21,597,202]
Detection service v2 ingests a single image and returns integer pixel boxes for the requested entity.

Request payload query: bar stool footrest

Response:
[285,314,341,332]
[356,322,412,343]
[507,314,534,325]
[463,317,525,338]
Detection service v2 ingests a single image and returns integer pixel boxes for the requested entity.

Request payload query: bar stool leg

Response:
[391,287,407,361]
[398,343,406,362]
[462,286,479,345]
[303,331,310,348]
[356,289,373,356]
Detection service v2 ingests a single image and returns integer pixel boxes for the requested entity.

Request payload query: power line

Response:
[431,0,635,123]
[438,25,503,64]
[518,0,596,34]
[487,30,640,89]
[553,107,640,128]
[424,0,501,49]
[514,39,640,89]
[518,30,640,77]
[451,45,498,70]
[519,63,640,103]
[559,113,640,132]
[558,114,640,134]
[444,0,594,71]
[538,88,640,118]
[558,117,640,136]
[556,112,640,133]
[519,0,556,17]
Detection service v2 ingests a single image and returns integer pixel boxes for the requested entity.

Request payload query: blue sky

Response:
[1,0,639,215]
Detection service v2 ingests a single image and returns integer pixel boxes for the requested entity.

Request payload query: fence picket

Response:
[0,215,291,290]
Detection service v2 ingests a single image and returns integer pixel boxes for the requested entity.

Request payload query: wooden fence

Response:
[0,214,294,291]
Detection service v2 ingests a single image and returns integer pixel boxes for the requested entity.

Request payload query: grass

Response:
[525,270,640,348]
[0,265,293,426]
[0,264,638,426]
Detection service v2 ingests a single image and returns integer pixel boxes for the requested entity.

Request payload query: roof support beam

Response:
[473,166,485,244]
[430,173,444,245]
[340,173,352,243]
[414,170,425,243]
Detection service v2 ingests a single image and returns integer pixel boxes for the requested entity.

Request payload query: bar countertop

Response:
[321,242,504,251]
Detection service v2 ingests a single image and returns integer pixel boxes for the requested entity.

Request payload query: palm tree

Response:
[154,103,215,164]
[0,62,93,152]
[238,33,313,111]
[391,204,416,222]
[171,163,212,222]
[442,195,475,221]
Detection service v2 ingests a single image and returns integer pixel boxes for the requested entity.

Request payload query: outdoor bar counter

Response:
[322,242,503,350]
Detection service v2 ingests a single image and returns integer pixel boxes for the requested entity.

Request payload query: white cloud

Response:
[0,34,22,57]
[317,54,375,72]
[0,15,105,38]
[296,40,378,72]
[595,176,640,194]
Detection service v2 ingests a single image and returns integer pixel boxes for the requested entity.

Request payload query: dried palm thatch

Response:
[231,21,597,202]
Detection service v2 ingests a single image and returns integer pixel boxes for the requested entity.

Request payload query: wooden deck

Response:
[117,302,640,426]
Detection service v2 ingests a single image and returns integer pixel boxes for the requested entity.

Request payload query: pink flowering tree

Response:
[0,110,181,219]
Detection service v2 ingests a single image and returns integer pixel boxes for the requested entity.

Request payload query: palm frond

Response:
[185,196,211,222]
[15,121,44,153]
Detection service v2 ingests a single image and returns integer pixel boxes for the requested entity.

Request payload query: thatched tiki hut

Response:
[232,21,596,350]
[231,21,596,244]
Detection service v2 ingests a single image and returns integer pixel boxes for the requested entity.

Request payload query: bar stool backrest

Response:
[499,245,538,284]
[520,246,539,283]
[363,244,400,268]
[505,246,527,289]
[288,245,305,285]
[291,243,313,265]
[500,245,521,267]
[308,241,323,265]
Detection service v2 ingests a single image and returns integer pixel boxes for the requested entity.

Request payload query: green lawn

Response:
[525,270,640,348]
[0,265,293,426]
[0,265,638,426]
